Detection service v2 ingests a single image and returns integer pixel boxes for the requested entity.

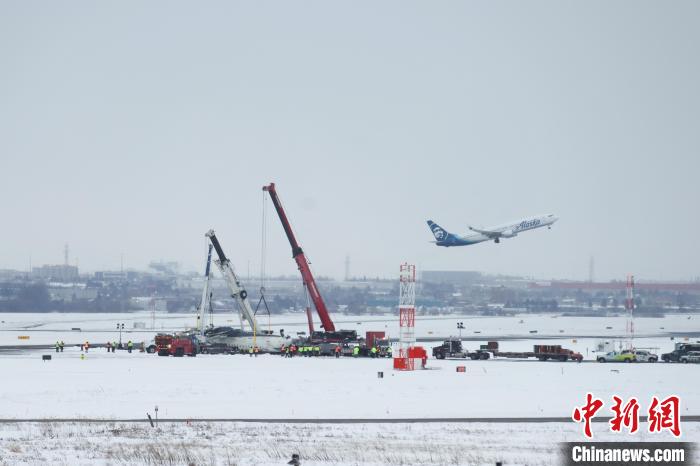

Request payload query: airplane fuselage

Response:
[428,214,558,247]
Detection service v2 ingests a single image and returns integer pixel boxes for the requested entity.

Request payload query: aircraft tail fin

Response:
[427,220,451,243]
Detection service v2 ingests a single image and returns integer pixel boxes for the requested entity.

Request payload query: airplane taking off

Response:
[427,214,558,247]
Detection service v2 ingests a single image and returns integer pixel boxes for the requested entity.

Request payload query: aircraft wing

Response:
[468,226,502,238]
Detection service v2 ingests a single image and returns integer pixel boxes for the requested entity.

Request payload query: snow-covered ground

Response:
[0,421,695,466]
[1,312,698,353]
[1,312,698,465]
[0,347,697,419]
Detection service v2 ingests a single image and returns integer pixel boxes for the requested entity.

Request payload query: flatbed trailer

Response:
[489,342,583,362]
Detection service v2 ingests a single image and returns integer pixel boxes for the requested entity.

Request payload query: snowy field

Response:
[0,347,698,419]
[1,312,699,465]
[0,421,696,466]
[1,312,699,352]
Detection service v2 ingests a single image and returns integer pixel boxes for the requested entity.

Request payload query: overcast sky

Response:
[1,2,699,282]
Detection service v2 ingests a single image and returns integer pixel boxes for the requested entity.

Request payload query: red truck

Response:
[156,334,197,357]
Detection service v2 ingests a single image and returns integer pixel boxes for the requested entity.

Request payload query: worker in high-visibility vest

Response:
[352,346,360,357]
[127,340,133,353]
[55,341,60,353]
[334,345,342,358]
[386,346,393,357]
[370,346,378,358]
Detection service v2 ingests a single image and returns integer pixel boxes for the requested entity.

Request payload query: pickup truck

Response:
[679,351,700,364]
[632,350,658,363]
[662,343,700,362]
[597,351,636,363]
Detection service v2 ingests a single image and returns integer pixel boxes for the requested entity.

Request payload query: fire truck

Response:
[155,334,198,357]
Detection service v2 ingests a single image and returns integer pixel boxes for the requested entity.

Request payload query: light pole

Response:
[457,321,465,339]
[117,323,124,348]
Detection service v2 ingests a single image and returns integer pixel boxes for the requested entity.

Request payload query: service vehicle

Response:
[597,350,636,363]
[632,349,658,363]
[486,342,582,362]
[168,336,197,357]
[679,351,700,364]
[662,343,700,362]
[155,334,174,356]
[432,339,490,360]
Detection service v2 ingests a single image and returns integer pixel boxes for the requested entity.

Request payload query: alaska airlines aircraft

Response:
[427,214,558,247]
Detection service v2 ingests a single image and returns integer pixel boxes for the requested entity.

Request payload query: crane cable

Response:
[255,190,271,333]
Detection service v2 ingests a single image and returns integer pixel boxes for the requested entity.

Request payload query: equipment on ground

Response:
[262,183,334,332]
[662,342,700,362]
[155,334,197,357]
[263,183,360,344]
[206,229,258,331]
[432,338,490,360]
[680,351,700,363]
[155,334,173,356]
[202,229,288,353]
[435,341,583,362]
[196,244,214,333]
[597,350,636,363]
[632,349,658,363]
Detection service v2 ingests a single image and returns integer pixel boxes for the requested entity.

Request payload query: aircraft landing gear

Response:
[494,238,500,244]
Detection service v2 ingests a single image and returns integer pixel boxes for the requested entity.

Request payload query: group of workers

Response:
[280,344,323,357]
[106,340,135,353]
[54,340,137,353]
[278,343,393,358]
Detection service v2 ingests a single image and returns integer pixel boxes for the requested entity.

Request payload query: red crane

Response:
[263,183,336,332]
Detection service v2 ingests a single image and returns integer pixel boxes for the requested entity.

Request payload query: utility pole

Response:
[117,323,125,347]
[625,275,635,350]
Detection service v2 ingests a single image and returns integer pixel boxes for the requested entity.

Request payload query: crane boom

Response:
[197,244,214,332]
[205,229,258,332]
[262,183,336,332]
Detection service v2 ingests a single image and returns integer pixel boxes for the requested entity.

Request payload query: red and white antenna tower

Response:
[625,274,635,349]
[394,263,417,371]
